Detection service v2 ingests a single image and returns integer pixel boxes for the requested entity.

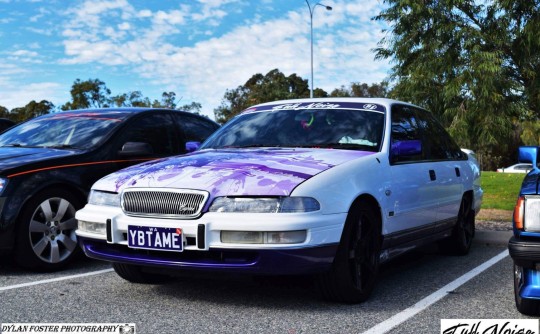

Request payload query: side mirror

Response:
[185,141,201,153]
[518,146,538,169]
[391,140,422,158]
[119,142,154,157]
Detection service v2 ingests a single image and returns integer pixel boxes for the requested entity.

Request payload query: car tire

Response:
[439,194,475,256]
[317,201,381,303]
[514,263,540,316]
[15,188,83,271]
[113,263,169,284]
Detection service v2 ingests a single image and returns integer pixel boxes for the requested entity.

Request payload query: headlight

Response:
[208,197,320,213]
[88,190,120,207]
[514,195,540,232]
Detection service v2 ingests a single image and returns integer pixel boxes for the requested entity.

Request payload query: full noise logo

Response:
[440,319,539,334]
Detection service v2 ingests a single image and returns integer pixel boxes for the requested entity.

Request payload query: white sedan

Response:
[497,163,533,173]
[76,98,483,303]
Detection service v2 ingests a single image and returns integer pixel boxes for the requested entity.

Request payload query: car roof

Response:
[33,107,210,122]
[252,97,416,108]
[246,98,422,114]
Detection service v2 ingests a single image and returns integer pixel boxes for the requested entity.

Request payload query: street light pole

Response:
[305,1,332,98]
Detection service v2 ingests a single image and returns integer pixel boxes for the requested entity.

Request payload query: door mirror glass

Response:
[185,141,201,153]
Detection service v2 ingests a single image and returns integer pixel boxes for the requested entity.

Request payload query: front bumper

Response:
[509,236,540,268]
[76,204,346,274]
[79,237,338,275]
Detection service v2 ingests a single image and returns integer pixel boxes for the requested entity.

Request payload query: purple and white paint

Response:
[94,148,374,198]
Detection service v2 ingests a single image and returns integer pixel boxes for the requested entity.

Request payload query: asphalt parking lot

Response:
[0,230,536,334]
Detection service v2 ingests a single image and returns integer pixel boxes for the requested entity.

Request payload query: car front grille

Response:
[121,188,209,219]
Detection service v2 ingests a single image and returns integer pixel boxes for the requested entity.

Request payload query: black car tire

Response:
[113,263,169,284]
[15,188,83,271]
[439,194,475,256]
[318,201,381,303]
[514,263,540,316]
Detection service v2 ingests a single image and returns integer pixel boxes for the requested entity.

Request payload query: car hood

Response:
[0,146,78,171]
[95,148,375,197]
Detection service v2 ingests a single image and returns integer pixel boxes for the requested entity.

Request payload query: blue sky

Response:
[0,0,391,119]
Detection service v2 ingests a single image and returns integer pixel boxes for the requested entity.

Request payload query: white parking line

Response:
[361,249,509,334]
[0,268,114,292]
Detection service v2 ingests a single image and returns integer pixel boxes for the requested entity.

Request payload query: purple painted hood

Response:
[94,148,375,197]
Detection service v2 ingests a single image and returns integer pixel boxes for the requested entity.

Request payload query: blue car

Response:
[509,146,540,315]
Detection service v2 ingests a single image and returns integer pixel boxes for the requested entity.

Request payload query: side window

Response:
[417,111,465,161]
[390,105,424,163]
[175,114,218,143]
[117,113,177,156]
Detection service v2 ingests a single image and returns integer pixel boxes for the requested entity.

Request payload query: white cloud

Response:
[0,81,65,110]
[56,0,390,118]
[8,50,42,63]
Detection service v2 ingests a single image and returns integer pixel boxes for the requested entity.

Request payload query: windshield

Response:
[0,112,126,149]
[202,107,385,152]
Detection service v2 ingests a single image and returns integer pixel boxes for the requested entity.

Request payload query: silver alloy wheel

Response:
[28,197,78,264]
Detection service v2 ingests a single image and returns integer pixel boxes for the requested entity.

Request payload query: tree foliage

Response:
[213,69,318,124]
[10,100,55,122]
[330,82,390,97]
[61,78,111,110]
[374,0,540,169]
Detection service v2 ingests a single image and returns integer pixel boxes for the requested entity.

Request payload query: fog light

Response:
[266,231,306,244]
[221,231,263,244]
[221,230,307,244]
[78,220,107,235]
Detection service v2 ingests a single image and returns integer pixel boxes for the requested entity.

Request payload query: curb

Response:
[474,230,512,246]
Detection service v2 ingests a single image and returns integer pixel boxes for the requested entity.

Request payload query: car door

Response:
[109,111,180,171]
[416,111,465,222]
[386,105,439,235]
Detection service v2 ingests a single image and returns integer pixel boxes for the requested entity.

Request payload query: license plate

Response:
[127,226,183,252]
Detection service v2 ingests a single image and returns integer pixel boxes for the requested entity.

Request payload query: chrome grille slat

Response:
[121,188,208,219]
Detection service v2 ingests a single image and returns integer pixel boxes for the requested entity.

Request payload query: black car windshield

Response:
[201,108,385,152]
[0,112,126,149]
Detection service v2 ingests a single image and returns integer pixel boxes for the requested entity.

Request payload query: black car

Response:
[0,118,16,132]
[0,108,219,271]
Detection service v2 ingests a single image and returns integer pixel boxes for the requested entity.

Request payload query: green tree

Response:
[11,100,54,122]
[150,92,177,109]
[0,106,11,120]
[178,102,203,114]
[374,0,540,170]
[61,79,111,110]
[110,91,151,107]
[214,69,318,124]
[330,82,390,97]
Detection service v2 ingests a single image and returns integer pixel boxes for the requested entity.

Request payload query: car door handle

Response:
[429,170,436,181]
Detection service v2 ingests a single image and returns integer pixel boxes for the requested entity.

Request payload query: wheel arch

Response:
[14,182,87,236]
[463,189,474,212]
[342,194,383,242]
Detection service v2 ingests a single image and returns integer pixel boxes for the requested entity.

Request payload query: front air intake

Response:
[121,188,209,219]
